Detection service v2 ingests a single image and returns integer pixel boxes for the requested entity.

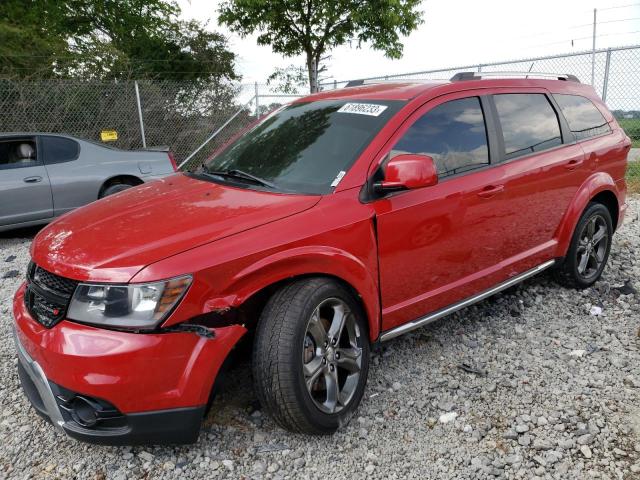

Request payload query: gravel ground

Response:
[1,200,639,480]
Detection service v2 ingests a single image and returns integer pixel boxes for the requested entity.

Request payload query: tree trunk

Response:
[306,52,318,93]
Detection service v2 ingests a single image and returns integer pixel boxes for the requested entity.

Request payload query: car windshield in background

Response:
[200,99,404,194]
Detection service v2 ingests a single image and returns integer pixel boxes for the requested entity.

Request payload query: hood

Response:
[31,174,320,282]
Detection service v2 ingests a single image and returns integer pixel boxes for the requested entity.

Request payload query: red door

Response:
[373,93,513,331]
[488,90,588,276]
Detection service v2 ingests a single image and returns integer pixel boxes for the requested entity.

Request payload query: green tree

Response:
[218,0,423,93]
[0,0,237,82]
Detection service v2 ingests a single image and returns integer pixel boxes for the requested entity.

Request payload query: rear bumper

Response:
[13,283,246,445]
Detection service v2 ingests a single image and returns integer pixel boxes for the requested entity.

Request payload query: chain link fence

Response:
[0,79,264,168]
[0,45,638,191]
[321,45,640,193]
[0,79,302,172]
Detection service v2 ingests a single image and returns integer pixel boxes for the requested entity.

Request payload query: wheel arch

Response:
[200,247,381,341]
[590,189,619,231]
[98,174,144,198]
[555,172,620,258]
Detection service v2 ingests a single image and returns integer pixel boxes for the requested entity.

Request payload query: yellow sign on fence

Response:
[100,130,118,142]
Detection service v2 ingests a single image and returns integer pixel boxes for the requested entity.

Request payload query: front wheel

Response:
[253,278,370,434]
[556,202,613,289]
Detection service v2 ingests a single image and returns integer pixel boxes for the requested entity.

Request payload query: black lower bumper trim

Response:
[62,406,206,446]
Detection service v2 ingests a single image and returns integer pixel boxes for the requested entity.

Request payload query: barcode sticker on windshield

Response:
[331,170,346,187]
[337,103,387,117]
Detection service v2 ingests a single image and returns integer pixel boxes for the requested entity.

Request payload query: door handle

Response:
[564,159,583,170]
[477,184,504,198]
[23,176,42,183]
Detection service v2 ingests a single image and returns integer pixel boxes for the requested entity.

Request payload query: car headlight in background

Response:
[67,275,192,330]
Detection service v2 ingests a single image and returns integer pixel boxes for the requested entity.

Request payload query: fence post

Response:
[134,81,147,149]
[334,80,337,90]
[477,64,482,73]
[602,48,612,102]
[255,82,260,118]
[178,97,256,170]
[591,8,597,85]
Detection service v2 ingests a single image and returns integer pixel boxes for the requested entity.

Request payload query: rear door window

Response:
[391,97,490,178]
[41,136,80,165]
[494,94,562,161]
[553,94,611,140]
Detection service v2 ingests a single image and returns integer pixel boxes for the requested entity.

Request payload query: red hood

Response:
[31,174,320,282]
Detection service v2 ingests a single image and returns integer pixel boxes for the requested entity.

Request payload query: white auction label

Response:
[337,102,388,116]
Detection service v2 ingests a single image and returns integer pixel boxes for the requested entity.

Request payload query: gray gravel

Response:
[1,199,639,480]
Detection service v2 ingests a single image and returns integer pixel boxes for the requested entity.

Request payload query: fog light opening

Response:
[70,396,99,428]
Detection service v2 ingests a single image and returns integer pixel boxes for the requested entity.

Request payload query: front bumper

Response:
[13,283,246,445]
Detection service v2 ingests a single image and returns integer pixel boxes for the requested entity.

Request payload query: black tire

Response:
[253,278,370,434]
[100,182,134,198]
[556,202,613,289]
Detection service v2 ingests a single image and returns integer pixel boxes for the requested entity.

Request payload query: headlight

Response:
[67,275,192,330]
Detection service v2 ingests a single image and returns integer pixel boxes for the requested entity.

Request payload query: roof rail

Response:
[450,71,581,82]
[343,78,448,88]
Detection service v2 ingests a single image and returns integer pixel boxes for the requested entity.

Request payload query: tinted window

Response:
[553,94,611,140]
[42,136,80,164]
[202,99,403,194]
[391,97,489,177]
[494,94,562,160]
[0,139,38,170]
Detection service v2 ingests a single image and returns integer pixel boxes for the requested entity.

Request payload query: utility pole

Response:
[591,8,597,85]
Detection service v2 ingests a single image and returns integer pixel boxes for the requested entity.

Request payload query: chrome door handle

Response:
[23,176,42,183]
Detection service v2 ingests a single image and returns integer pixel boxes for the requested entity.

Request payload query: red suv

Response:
[13,73,630,444]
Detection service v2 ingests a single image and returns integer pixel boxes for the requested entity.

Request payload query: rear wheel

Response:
[253,278,370,434]
[99,182,135,198]
[556,202,613,289]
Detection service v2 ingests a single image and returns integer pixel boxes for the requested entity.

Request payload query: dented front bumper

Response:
[13,283,246,444]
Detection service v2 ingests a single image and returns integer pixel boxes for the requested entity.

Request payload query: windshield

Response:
[201,99,404,194]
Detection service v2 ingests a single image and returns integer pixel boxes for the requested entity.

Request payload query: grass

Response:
[627,161,640,194]
[615,117,640,193]
[617,117,640,148]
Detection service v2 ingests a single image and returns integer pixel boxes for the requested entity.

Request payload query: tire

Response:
[253,278,370,434]
[556,202,613,289]
[100,182,134,198]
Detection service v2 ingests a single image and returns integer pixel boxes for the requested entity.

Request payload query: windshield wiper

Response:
[203,168,276,189]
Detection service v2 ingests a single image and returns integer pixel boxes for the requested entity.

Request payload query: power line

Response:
[599,2,640,11]
[520,30,640,50]
[504,14,640,42]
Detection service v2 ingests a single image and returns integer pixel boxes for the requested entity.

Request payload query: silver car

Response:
[0,133,176,231]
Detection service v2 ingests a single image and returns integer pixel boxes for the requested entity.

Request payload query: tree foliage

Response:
[267,64,308,94]
[0,0,238,82]
[219,0,423,92]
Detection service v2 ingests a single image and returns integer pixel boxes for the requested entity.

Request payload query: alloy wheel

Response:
[302,298,363,414]
[576,214,609,279]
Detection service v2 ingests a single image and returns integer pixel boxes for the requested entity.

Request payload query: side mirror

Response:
[375,154,438,193]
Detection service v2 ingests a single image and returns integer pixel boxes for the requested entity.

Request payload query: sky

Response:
[178,0,640,86]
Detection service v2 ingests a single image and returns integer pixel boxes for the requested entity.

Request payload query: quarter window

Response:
[494,94,562,160]
[391,97,489,178]
[553,94,611,140]
[42,136,80,164]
